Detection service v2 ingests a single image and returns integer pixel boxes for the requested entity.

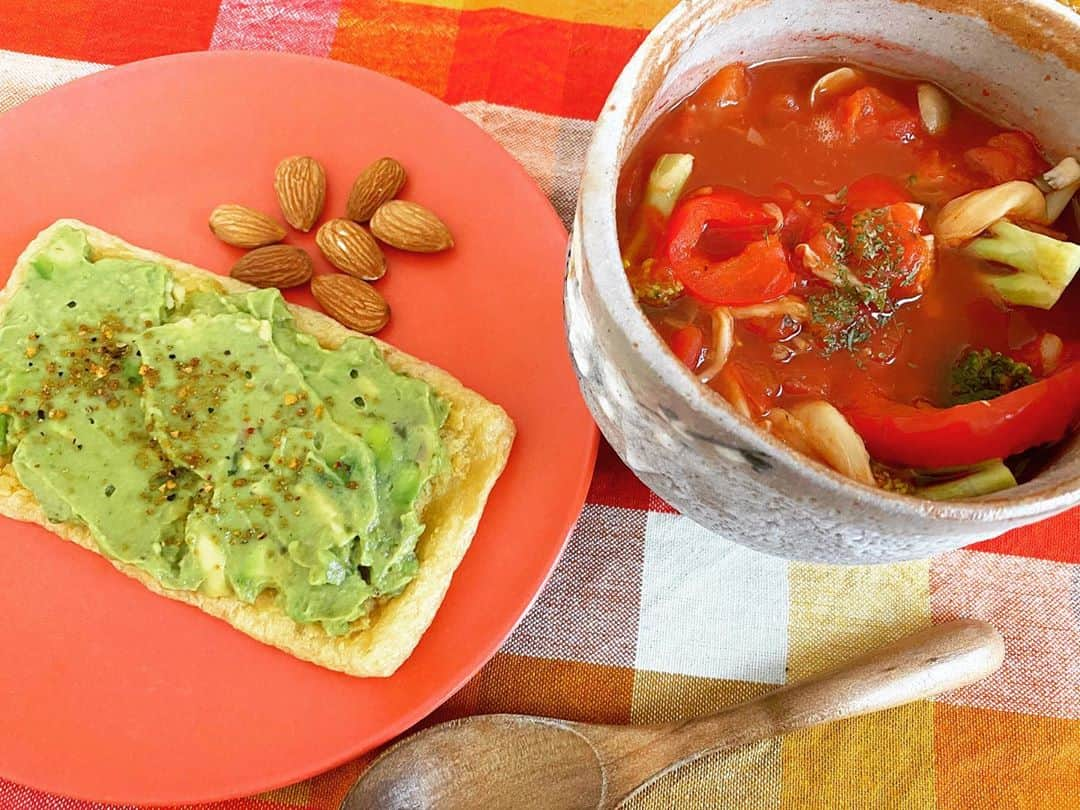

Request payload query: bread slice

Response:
[0,219,515,677]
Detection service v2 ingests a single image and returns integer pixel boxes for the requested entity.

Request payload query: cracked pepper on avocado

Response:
[619,60,1080,499]
[0,221,514,676]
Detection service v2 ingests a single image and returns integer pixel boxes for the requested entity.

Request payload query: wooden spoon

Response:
[342,620,1003,810]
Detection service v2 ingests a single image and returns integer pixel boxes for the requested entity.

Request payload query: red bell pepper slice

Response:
[844,360,1080,467]
[674,239,795,306]
[661,189,793,305]
[663,189,778,263]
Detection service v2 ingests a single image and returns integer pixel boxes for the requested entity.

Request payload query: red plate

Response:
[0,52,596,803]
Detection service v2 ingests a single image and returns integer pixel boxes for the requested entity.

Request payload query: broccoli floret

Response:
[629,258,685,307]
[948,348,1034,405]
[966,220,1080,309]
[632,276,685,307]
[871,462,916,494]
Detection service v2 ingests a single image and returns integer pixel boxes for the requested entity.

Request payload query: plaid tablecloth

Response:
[2,2,1079,808]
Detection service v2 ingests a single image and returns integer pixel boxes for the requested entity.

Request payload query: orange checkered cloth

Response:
[1,2,1079,808]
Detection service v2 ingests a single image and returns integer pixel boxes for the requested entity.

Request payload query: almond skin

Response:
[274,156,327,232]
[230,245,313,288]
[209,204,286,248]
[370,201,453,253]
[311,274,390,334]
[315,218,386,281]
[346,158,407,223]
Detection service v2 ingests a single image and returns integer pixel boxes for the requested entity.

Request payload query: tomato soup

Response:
[618,60,1080,499]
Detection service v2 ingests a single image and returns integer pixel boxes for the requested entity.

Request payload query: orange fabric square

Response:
[431,653,635,725]
[0,0,221,64]
[562,21,645,119]
[445,8,571,115]
[935,704,1080,809]
[331,0,460,98]
[970,506,1080,564]
[445,8,645,118]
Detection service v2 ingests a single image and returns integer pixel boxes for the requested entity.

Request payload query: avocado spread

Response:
[0,227,447,634]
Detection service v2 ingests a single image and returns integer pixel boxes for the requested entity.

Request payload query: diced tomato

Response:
[834,87,921,143]
[843,174,912,213]
[849,202,932,294]
[668,325,705,369]
[963,130,1049,183]
[964,146,1015,184]
[674,239,795,306]
[909,149,979,203]
[696,63,751,110]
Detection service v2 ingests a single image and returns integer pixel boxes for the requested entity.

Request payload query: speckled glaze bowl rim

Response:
[576,0,1080,525]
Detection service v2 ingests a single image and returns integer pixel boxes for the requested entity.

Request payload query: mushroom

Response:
[1038,158,1080,223]
[810,67,863,107]
[1035,156,1080,192]
[916,83,951,136]
[933,181,1047,246]
[697,307,735,384]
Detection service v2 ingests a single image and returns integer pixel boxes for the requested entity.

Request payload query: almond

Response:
[209,204,286,248]
[370,201,454,253]
[230,245,313,288]
[315,218,386,281]
[274,156,327,232]
[346,158,407,222]
[311,274,390,334]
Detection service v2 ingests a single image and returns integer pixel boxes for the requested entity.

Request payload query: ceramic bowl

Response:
[566,0,1080,563]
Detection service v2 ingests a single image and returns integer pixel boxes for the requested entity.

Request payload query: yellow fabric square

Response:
[626,671,781,809]
[781,701,935,809]
[406,0,676,29]
[787,560,931,679]
[781,560,934,807]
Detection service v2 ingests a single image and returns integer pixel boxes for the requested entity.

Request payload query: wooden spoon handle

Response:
[605,620,1003,805]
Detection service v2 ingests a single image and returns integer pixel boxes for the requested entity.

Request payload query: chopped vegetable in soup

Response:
[618,60,1080,499]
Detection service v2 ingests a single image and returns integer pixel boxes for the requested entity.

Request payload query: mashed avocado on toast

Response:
[0,226,451,637]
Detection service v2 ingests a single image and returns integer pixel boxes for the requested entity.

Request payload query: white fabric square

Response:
[635,512,789,684]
